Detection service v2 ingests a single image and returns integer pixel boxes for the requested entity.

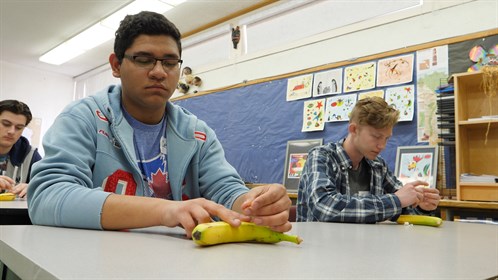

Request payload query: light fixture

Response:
[40,0,186,65]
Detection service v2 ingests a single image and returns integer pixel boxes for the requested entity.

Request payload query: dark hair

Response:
[0,100,33,126]
[114,11,182,63]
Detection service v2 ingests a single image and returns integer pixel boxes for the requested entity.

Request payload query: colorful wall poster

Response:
[287,153,308,179]
[358,90,384,100]
[23,117,42,148]
[385,84,415,122]
[416,45,449,143]
[283,139,323,192]
[467,44,498,72]
[302,98,325,132]
[343,62,376,93]
[394,146,438,189]
[325,93,357,122]
[286,74,313,101]
[376,54,414,87]
[312,68,343,97]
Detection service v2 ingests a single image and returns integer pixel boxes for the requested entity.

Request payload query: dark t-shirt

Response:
[348,159,371,196]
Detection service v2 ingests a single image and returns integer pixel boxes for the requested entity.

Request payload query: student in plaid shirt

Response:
[297,97,440,223]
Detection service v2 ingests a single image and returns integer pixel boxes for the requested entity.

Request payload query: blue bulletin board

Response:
[173,74,419,184]
[173,31,496,187]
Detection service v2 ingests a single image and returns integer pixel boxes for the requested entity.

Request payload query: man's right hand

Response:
[159,198,250,238]
[0,175,15,191]
[101,195,250,239]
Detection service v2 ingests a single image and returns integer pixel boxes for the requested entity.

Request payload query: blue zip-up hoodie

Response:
[28,85,249,229]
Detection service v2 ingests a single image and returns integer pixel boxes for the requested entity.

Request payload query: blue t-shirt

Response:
[123,109,171,199]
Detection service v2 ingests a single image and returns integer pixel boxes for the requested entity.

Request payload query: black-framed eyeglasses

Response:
[123,54,183,71]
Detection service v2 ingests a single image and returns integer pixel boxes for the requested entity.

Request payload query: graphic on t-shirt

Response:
[140,154,171,199]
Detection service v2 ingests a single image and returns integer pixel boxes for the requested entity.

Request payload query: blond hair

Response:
[349,97,399,129]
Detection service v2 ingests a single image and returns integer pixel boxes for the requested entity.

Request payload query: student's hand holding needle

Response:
[0,175,15,192]
[11,183,28,198]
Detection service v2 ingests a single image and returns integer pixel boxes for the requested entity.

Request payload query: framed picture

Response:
[394,145,438,188]
[283,139,323,192]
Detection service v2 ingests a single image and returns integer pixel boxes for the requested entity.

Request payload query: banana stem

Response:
[281,233,303,244]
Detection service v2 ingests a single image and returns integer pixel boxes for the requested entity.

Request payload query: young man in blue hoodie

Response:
[28,11,292,237]
[0,100,41,198]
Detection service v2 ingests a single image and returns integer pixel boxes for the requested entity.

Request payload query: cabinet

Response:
[454,71,498,201]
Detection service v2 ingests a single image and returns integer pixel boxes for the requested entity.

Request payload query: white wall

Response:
[77,0,496,100]
[6,0,496,150]
[0,60,74,155]
[73,64,120,100]
[192,0,496,93]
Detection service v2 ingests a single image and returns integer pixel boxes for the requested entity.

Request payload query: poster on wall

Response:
[448,34,498,76]
[376,54,414,87]
[312,68,343,97]
[302,99,325,132]
[286,74,313,101]
[283,139,323,192]
[358,90,384,100]
[343,62,376,93]
[23,117,42,148]
[466,45,498,71]
[325,93,358,122]
[385,84,415,122]
[416,45,449,143]
[394,146,438,189]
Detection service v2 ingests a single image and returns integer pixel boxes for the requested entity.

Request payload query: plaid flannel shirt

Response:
[297,139,428,223]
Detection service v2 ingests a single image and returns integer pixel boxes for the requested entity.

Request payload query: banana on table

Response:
[192,221,303,246]
[396,215,443,227]
[0,193,16,201]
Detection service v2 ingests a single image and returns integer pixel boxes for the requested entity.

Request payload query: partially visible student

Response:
[0,100,41,198]
[297,97,440,222]
[28,11,291,237]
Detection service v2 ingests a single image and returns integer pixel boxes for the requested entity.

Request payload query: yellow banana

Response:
[397,215,443,227]
[192,221,303,246]
[0,193,16,201]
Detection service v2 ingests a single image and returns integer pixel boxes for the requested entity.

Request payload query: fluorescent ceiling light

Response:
[40,0,186,65]
[101,0,175,30]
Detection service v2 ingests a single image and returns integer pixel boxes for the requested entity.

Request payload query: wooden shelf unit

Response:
[454,71,498,201]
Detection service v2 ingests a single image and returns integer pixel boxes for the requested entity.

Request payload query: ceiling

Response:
[0,0,273,78]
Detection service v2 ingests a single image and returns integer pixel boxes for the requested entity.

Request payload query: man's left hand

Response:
[11,183,28,198]
[417,187,440,211]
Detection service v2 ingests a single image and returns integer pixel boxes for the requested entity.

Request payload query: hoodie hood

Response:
[92,84,200,141]
[9,136,32,166]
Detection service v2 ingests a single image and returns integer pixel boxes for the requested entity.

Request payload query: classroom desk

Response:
[0,199,30,225]
[1,222,497,279]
